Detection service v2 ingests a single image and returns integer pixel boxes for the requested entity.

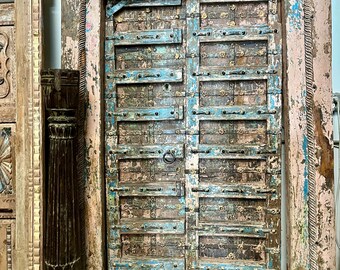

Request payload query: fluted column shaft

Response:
[42,70,81,270]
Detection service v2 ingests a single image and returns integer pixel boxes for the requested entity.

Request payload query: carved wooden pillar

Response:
[41,70,81,270]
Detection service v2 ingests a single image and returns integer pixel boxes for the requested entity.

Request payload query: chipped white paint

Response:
[84,1,105,269]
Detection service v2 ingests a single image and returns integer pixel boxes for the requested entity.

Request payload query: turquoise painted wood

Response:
[105,0,282,269]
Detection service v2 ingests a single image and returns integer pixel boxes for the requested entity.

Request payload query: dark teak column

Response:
[41,70,81,270]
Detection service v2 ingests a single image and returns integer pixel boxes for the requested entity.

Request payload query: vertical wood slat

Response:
[13,0,43,269]
[61,0,80,70]
[61,1,88,269]
[185,1,200,268]
[284,0,309,267]
[42,69,82,270]
[61,0,106,270]
[61,0,106,269]
[284,0,335,268]
[309,0,335,267]
[0,3,16,270]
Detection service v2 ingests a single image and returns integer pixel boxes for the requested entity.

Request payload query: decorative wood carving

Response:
[15,1,43,269]
[0,220,15,270]
[42,69,82,270]
[0,31,9,99]
[0,25,15,122]
[0,4,16,269]
[0,126,13,194]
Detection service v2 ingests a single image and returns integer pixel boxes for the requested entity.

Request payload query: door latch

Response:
[163,151,176,164]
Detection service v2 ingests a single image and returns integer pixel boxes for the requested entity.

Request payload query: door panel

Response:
[105,0,281,269]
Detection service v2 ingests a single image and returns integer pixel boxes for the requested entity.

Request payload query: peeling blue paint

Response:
[289,1,303,31]
[302,135,309,200]
[105,0,282,267]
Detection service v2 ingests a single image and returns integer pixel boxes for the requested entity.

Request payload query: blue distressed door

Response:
[105,0,282,269]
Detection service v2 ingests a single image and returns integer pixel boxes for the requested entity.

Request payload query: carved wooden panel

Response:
[105,0,281,269]
[0,25,15,122]
[0,125,14,197]
[0,220,14,270]
[0,4,15,270]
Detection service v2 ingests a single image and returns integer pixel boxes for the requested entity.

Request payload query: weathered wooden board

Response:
[284,0,335,268]
[105,0,281,269]
[15,0,43,269]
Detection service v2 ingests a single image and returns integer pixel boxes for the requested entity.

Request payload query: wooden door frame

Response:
[11,0,332,269]
[15,0,44,269]
[283,0,335,268]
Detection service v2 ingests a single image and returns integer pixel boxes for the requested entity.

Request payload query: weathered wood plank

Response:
[310,0,335,267]
[284,0,335,268]
[84,1,105,269]
[61,0,80,69]
[106,0,182,18]
[15,0,43,269]
[284,0,309,267]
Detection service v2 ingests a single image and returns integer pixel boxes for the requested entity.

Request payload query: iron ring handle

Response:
[163,151,176,164]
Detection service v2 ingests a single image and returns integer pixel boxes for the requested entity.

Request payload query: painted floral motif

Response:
[0,128,12,194]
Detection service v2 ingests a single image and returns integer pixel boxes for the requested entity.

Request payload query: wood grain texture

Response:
[284,1,310,268]
[61,1,335,269]
[42,70,82,270]
[61,1,106,269]
[284,0,335,268]
[15,0,43,269]
[61,0,80,69]
[84,1,105,269]
[105,1,282,269]
[311,0,335,267]
[0,26,16,122]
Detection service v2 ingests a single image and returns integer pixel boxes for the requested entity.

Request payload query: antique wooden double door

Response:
[105,0,282,269]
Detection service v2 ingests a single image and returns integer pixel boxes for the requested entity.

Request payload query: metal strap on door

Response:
[105,0,282,269]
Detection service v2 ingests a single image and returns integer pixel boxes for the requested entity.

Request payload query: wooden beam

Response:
[310,0,335,267]
[84,2,106,269]
[15,0,43,269]
[284,0,335,268]
[61,0,80,69]
[61,1,105,269]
